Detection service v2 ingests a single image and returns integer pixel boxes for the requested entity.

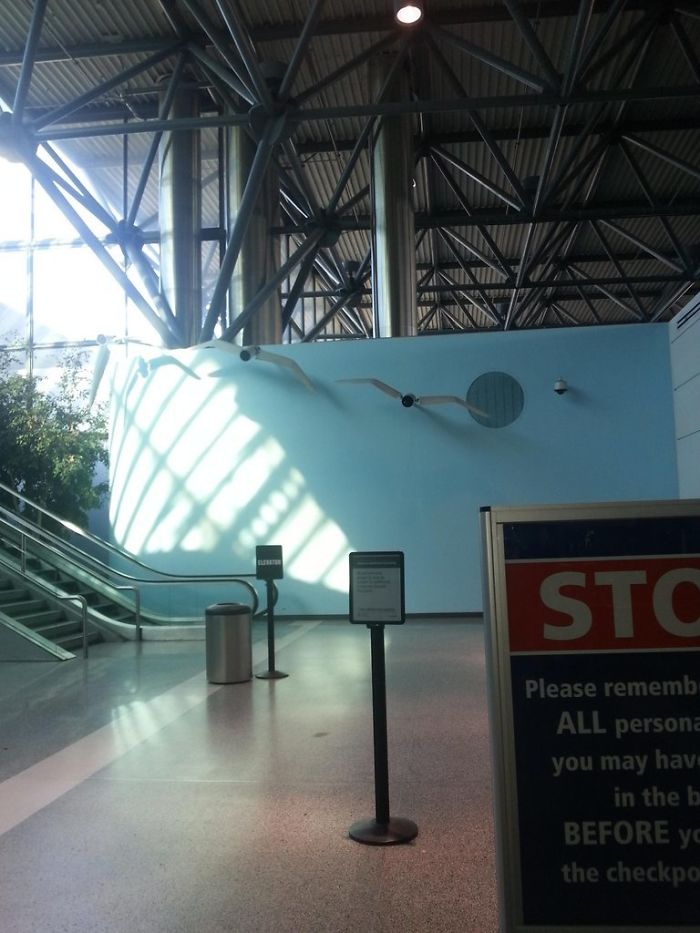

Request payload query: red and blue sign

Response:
[484,506,700,931]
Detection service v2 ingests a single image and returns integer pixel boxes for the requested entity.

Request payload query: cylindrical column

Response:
[226,125,281,346]
[370,54,416,338]
[159,84,202,346]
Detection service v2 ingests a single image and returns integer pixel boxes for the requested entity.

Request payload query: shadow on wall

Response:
[108,326,678,615]
[109,351,356,615]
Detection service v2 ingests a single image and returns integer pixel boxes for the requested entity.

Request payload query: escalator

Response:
[0,482,262,660]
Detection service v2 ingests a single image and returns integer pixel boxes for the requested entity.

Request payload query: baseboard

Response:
[272,612,484,622]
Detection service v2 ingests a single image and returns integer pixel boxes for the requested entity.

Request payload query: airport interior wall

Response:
[669,296,700,498]
[108,323,678,616]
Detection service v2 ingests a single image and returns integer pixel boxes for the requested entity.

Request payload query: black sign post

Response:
[255,545,288,680]
[348,551,417,845]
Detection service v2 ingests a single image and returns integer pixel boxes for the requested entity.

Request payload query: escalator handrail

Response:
[0,507,260,616]
[0,479,258,585]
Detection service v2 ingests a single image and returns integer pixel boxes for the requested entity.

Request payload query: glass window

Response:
[0,249,28,341]
[32,245,127,342]
[0,161,32,241]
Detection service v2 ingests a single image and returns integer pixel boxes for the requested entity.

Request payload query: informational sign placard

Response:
[349,551,405,624]
[255,545,283,580]
[481,501,700,932]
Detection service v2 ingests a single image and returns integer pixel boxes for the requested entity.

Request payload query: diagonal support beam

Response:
[622,133,700,184]
[432,144,523,211]
[599,219,686,273]
[428,23,552,93]
[281,244,321,330]
[502,0,561,90]
[295,34,399,106]
[213,0,274,111]
[31,45,183,131]
[127,53,188,228]
[24,152,181,345]
[278,0,326,101]
[13,0,49,124]
[200,115,284,340]
[223,229,326,340]
[425,32,528,206]
[327,37,411,214]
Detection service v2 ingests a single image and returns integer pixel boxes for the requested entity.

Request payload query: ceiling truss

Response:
[0,0,698,344]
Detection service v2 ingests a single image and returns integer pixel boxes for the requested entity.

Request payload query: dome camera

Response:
[554,378,568,395]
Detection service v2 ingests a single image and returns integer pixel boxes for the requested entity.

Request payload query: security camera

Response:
[554,378,568,395]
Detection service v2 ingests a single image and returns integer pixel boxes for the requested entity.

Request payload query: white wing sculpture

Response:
[336,378,487,417]
[198,340,314,391]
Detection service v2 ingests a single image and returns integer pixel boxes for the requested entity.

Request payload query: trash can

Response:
[205,603,252,684]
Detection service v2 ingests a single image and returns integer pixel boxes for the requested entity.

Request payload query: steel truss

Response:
[0,0,699,346]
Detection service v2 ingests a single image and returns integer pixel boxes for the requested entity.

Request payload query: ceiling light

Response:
[394,0,423,26]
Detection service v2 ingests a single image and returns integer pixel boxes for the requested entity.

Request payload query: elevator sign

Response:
[481,501,700,933]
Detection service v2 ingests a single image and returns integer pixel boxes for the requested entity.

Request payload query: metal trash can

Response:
[205,603,252,684]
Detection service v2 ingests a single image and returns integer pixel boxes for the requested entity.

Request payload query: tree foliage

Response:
[0,351,108,528]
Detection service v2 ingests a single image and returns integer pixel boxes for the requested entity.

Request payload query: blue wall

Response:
[669,296,700,497]
[109,323,678,615]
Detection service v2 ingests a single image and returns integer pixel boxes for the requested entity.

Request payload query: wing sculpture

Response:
[89,340,111,407]
[240,345,314,391]
[417,395,488,418]
[336,378,403,399]
[135,355,201,379]
[197,340,313,391]
[336,378,488,418]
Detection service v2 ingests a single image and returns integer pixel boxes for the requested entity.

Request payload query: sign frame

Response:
[349,551,405,625]
[481,498,700,933]
[255,544,284,581]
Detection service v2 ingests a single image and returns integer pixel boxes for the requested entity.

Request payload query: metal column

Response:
[369,54,416,338]
[159,83,202,346]
[226,125,281,346]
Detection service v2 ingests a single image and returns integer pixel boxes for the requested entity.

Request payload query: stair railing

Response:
[0,481,261,613]
[0,488,262,626]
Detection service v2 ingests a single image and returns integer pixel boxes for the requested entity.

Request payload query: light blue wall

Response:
[669,296,700,497]
[109,323,677,616]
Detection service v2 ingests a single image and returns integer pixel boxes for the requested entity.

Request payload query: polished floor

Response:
[0,619,497,933]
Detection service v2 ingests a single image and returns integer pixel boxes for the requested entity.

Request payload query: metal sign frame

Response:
[349,551,405,625]
[481,498,700,933]
[255,544,284,581]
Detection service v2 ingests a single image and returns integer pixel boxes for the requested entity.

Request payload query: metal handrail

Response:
[0,506,260,626]
[0,479,260,590]
[58,594,89,659]
[0,485,262,616]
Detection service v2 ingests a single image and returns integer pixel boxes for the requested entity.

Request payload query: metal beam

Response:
[622,133,700,184]
[12,0,49,123]
[425,33,528,206]
[25,152,181,345]
[432,145,523,211]
[213,0,273,112]
[127,53,187,228]
[428,23,554,93]
[200,114,283,340]
[31,44,183,131]
[598,219,686,273]
[223,229,325,341]
[278,0,326,101]
[31,85,700,143]
[502,0,561,90]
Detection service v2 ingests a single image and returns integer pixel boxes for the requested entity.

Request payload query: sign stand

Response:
[348,552,418,846]
[254,545,288,681]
